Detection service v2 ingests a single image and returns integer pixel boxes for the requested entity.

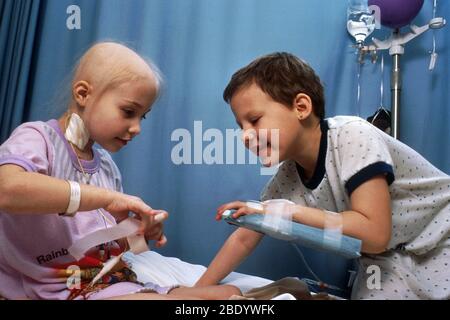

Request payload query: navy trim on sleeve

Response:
[345,161,395,196]
[296,119,328,190]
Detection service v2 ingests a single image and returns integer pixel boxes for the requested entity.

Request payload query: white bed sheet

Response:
[122,250,274,294]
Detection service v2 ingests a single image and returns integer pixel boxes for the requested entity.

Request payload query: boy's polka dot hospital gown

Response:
[261,116,450,299]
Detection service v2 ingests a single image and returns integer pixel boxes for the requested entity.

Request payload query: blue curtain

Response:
[0,0,41,142]
[1,0,448,296]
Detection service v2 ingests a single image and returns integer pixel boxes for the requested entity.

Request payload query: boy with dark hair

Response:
[196,52,450,300]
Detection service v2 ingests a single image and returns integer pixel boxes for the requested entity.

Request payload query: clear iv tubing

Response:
[380,52,384,108]
[371,52,386,125]
[291,243,345,292]
[356,62,362,117]
[273,179,345,292]
[431,0,437,58]
[291,243,321,282]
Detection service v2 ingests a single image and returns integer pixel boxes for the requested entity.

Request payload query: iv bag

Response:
[347,0,376,45]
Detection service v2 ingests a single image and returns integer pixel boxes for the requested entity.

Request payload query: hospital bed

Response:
[120,210,361,300]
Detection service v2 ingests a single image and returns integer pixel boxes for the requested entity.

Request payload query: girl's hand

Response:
[215,201,265,220]
[141,210,168,248]
[104,192,153,222]
[104,192,168,247]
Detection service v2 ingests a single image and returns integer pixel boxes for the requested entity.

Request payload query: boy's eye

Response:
[251,117,261,124]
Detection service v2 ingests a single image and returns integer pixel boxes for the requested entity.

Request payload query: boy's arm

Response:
[228,175,392,254]
[291,175,392,254]
[195,227,264,287]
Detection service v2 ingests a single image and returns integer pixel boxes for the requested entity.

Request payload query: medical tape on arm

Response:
[260,199,294,236]
[323,210,343,250]
[246,200,264,211]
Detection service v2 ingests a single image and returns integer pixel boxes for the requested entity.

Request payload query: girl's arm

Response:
[195,228,264,287]
[0,164,166,244]
[0,164,116,215]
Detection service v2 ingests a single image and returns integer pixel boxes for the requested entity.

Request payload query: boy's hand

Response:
[215,201,265,220]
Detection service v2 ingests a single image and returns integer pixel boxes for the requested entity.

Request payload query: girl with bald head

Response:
[0,42,240,300]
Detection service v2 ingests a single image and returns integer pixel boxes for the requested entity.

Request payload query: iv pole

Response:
[391,38,401,140]
[359,17,446,140]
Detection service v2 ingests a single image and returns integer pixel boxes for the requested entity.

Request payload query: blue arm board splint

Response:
[222,211,362,259]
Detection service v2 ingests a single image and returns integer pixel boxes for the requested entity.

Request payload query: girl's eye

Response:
[122,109,135,117]
[141,114,147,120]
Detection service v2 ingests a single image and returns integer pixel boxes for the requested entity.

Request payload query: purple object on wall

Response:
[368,0,424,29]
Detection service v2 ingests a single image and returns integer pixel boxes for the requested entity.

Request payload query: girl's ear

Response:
[72,81,92,108]
[293,93,313,121]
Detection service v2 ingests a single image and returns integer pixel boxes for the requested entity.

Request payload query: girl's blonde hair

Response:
[72,41,164,102]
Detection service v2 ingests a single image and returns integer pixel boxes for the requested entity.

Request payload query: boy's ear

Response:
[293,93,313,120]
[72,81,92,107]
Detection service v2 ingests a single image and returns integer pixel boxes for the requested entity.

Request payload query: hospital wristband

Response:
[63,180,81,217]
